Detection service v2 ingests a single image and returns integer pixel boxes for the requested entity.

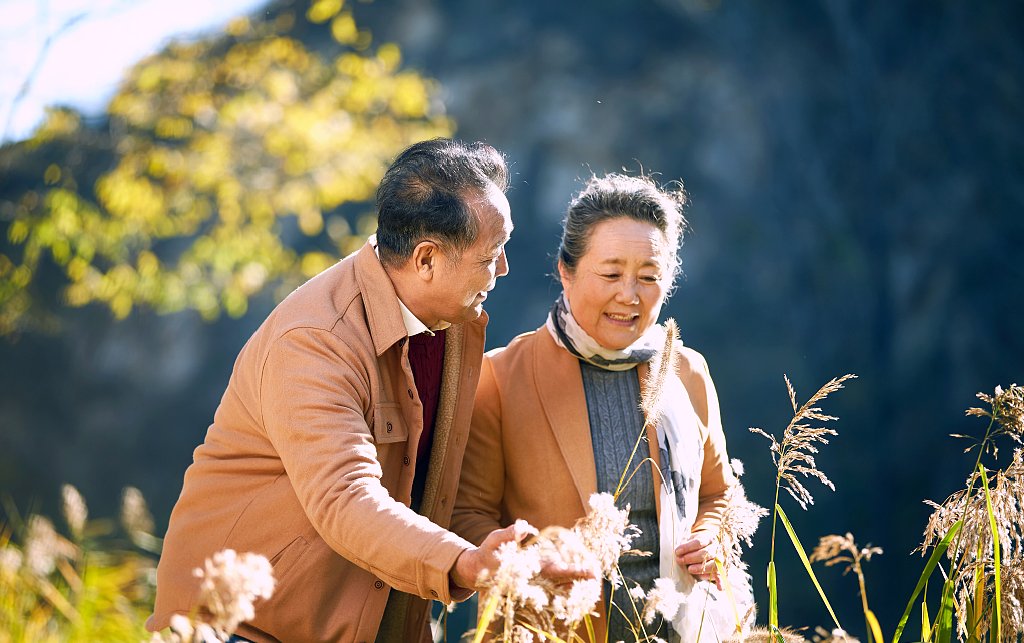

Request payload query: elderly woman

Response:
[452,173,745,642]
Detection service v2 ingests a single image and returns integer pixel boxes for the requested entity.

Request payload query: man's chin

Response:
[456,303,485,323]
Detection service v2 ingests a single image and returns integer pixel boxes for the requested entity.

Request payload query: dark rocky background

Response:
[2,0,1022,636]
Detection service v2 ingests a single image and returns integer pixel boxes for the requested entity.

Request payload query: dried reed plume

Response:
[194,549,276,638]
[475,494,640,641]
[750,374,857,510]
[810,533,883,577]
[640,318,679,423]
[999,560,1024,642]
[23,515,76,578]
[717,460,769,575]
[60,484,87,541]
[810,626,861,643]
[920,447,1024,639]
[963,383,1024,456]
[725,626,808,642]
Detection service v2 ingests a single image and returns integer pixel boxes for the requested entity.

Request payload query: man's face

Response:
[432,182,513,324]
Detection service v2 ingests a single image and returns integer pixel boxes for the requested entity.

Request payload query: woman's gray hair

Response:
[558,173,687,287]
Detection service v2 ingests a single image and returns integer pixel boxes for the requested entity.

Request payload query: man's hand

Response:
[450,522,598,591]
[674,531,723,590]
[450,522,534,591]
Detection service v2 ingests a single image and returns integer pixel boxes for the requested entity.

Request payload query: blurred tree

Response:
[0,0,451,335]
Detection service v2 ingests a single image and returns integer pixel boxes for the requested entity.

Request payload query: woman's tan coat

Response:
[451,324,734,639]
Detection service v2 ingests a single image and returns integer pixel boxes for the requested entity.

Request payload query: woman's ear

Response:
[557,260,573,288]
[410,240,439,280]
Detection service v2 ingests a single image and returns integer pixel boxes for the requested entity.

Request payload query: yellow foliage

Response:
[307,0,344,24]
[301,251,337,277]
[331,12,358,45]
[0,2,453,334]
[27,107,81,147]
[44,164,62,185]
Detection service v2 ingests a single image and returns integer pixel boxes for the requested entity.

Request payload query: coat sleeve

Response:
[259,327,473,603]
[685,348,737,536]
[450,354,507,546]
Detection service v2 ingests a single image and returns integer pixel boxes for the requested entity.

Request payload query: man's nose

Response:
[496,248,509,278]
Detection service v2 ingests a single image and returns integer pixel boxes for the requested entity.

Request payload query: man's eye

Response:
[601,273,621,280]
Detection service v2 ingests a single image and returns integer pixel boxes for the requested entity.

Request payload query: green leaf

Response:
[472,594,499,643]
[893,520,963,643]
[768,560,779,630]
[776,504,841,629]
[921,596,932,643]
[583,613,596,643]
[935,579,954,643]
[979,465,1002,641]
[866,609,884,643]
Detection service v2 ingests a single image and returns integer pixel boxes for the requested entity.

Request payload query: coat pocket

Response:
[372,402,408,444]
[269,535,309,587]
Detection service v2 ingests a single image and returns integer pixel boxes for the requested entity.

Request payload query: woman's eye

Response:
[640,275,660,283]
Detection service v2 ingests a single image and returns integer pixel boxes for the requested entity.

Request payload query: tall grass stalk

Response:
[810,533,883,643]
[750,373,856,637]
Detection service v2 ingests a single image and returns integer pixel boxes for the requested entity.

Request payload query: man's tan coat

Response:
[451,325,734,639]
[149,242,484,643]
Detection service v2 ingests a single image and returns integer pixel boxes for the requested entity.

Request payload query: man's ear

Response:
[410,240,439,280]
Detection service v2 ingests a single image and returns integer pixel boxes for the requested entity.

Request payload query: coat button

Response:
[439,497,447,506]
[386,422,393,433]
[407,389,414,399]
[374,580,384,590]
[403,456,410,466]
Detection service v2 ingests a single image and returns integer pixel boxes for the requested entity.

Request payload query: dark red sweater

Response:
[407,329,445,510]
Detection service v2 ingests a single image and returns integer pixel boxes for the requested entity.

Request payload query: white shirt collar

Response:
[375,243,451,337]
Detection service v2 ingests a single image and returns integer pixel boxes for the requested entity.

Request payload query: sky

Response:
[0,0,269,143]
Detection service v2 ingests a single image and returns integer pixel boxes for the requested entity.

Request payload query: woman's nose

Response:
[616,280,640,304]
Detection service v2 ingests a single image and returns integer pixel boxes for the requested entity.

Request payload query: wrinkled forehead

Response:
[583,217,669,259]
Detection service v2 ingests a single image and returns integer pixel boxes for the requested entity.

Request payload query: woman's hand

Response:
[674,531,723,590]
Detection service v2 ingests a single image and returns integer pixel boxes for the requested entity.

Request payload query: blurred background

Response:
[1,0,1022,637]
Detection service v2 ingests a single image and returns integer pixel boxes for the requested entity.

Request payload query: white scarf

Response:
[545,294,664,371]
[653,370,754,642]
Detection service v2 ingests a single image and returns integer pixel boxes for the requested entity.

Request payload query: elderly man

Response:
[148,139,519,642]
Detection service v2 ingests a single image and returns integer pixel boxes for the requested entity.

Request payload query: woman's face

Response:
[559,217,671,350]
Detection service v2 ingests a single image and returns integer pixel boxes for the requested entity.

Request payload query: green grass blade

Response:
[892,520,963,643]
[768,560,779,630]
[921,594,932,643]
[472,594,499,643]
[776,504,841,629]
[867,609,884,643]
[583,613,596,643]
[979,465,1002,641]
[935,579,954,643]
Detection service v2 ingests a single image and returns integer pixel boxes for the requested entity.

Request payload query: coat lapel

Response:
[533,327,598,512]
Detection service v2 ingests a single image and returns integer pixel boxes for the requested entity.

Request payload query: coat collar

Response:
[353,240,408,357]
[352,238,489,357]
[533,325,599,510]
